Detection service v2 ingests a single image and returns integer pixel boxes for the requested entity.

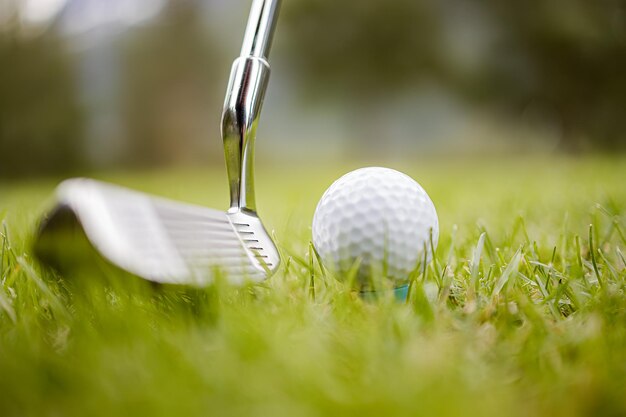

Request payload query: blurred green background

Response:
[1,0,625,179]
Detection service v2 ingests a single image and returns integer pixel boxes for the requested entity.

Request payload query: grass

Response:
[1,155,626,417]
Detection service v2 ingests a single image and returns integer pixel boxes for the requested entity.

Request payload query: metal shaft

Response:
[221,0,282,213]
[240,0,281,60]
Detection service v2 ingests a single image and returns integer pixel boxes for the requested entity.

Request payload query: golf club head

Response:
[35,0,283,287]
[35,178,280,286]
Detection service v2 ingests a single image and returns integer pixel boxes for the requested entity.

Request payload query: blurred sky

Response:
[21,0,65,23]
[19,0,162,28]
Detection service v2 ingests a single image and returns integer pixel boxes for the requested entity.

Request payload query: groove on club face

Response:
[228,212,280,272]
[35,179,280,286]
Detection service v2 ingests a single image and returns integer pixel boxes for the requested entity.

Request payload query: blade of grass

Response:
[0,286,16,323]
[617,247,626,270]
[16,256,70,321]
[308,243,315,301]
[471,232,486,292]
[492,248,522,297]
[589,224,604,288]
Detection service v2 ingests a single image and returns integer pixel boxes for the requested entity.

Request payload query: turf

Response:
[1,156,625,417]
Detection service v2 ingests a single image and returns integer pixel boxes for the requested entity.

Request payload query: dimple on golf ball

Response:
[312,167,439,289]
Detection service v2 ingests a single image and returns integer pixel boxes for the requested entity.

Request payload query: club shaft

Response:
[240,0,281,60]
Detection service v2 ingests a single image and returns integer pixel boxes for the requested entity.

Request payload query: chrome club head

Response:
[36,179,279,285]
[34,0,282,286]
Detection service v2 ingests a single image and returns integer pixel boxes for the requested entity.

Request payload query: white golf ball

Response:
[312,167,438,289]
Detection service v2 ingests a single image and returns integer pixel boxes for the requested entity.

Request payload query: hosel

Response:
[221,0,280,214]
[221,57,270,213]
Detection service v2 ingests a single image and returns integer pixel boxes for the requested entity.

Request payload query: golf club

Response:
[34,0,282,286]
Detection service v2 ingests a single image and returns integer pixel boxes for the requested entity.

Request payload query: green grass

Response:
[1,156,626,417]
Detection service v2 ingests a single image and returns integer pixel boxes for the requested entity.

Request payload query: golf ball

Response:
[312,167,438,289]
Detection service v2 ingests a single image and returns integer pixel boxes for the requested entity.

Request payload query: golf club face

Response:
[35,179,280,286]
